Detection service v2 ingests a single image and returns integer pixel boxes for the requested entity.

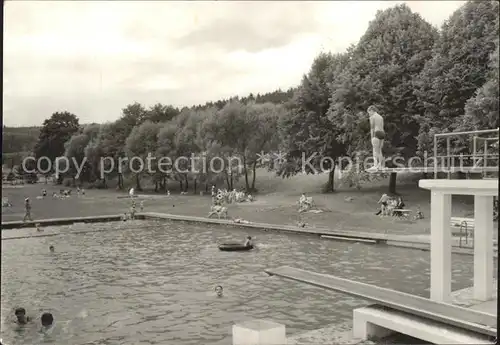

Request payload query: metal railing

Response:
[433,128,499,179]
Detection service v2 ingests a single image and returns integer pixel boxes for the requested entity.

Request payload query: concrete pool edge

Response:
[0,214,130,229]
[3,212,495,257]
[140,212,498,257]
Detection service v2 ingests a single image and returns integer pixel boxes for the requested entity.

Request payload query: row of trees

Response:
[36,101,286,193]
[29,1,498,193]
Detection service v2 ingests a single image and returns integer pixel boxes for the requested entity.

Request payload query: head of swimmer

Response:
[15,308,29,324]
[367,105,379,116]
[41,313,54,327]
[49,245,55,252]
[215,285,223,297]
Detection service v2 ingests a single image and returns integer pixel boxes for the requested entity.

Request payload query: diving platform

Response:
[365,166,499,174]
[264,266,496,338]
[365,128,499,178]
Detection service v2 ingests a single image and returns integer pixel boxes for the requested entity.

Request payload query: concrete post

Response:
[473,195,494,300]
[430,192,452,302]
[232,320,286,345]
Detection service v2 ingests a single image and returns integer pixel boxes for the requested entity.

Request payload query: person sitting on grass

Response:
[244,236,253,247]
[14,307,32,325]
[2,197,12,207]
[414,209,424,220]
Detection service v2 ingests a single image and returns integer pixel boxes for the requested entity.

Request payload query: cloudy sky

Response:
[3,1,466,126]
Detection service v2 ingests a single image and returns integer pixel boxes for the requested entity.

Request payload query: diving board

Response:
[264,266,496,337]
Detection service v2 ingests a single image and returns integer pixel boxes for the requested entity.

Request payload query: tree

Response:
[121,102,148,128]
[145,103,180,123]
[280,52,348,192]
[414,0,499,133]
[124,121,161,191]
[91,105,147,189]
[34,112,80,175]
[246,102,283,192]
[156,122,178,191]
[208,101,255,191]
[461,43,499,130]
[64,123,101,183]
[193,107,227,191]
[328,4,438,192]
[174,110,204,193]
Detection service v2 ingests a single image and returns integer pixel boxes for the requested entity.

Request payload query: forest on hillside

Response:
[4,2,499,193]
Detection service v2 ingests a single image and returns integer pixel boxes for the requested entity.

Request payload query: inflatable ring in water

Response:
[218,243,254,252]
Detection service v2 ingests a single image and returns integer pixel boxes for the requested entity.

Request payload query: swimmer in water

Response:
[41,313,54,328]
[244,236,252,247]
[14,308,31,324]
[215,285,223,297]
[49,245,55,252]
[36,223,43,232]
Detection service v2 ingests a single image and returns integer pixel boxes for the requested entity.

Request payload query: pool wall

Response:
[1,212,495,257]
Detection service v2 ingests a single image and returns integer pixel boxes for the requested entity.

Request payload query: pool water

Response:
[1,220,477,345]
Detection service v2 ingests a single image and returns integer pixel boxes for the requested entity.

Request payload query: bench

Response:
[450,217,475,230]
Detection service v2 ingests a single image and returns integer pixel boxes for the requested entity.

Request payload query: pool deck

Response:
[1,212,497,257]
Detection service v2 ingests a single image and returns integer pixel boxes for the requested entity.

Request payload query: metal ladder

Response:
[458,221,473,248]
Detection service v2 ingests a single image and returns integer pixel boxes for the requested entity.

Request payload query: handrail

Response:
[434,128,499,179]
[434,154,499,158]
[435,128,499,138]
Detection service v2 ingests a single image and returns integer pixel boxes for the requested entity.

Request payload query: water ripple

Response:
[1,219,479,345]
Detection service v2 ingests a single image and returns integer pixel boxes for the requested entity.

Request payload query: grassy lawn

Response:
[2,169,478,235]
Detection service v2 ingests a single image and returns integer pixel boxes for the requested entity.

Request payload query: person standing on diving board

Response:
[367,105,385,171]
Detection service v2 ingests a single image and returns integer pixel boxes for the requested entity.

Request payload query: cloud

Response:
[3,1,467,126]
[173,2,324,53]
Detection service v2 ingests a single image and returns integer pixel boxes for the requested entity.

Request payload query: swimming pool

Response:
[1,220,477,345]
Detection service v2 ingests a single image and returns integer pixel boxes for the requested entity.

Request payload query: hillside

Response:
[2,126,40,154]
